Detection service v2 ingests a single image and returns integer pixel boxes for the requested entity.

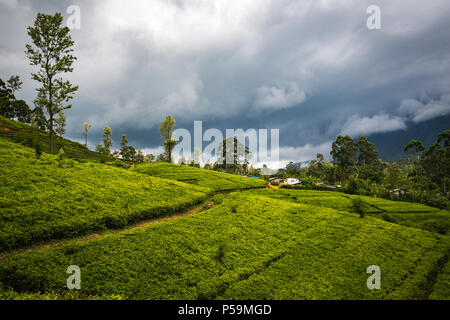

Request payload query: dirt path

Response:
[0,198,215,261]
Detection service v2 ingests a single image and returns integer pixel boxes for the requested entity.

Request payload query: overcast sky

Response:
[1,0,450,167]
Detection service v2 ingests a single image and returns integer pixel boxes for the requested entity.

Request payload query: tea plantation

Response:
[0,138,213,251]
[0,134,449,300]
[0,115,108,161]
[135,162,267,191]
[247,189,449,235]
[0,193,448,299]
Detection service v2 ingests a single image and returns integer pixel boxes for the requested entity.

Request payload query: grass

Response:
[0,115,109,161]
[0,138,212,252]
[0,192,448,300]
[135,162,267,191]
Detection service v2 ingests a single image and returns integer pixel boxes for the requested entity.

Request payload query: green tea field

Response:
[0,192,448,300]
[0,138,213,251]
[135,162,267,191]
[0,134,449,300]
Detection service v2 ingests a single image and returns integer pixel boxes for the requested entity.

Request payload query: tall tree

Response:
[96,125,113,156]
[217,137,250,173]
[331,135,357,181]
[357,136,378,166]
[357,136,383,181]
[404,139,425,160]
[143,153,155,163]
[422,131,450,193]
[404,139,425,184]
[120,134,136,161]
[13,100,32,123]
[26,13,78,153]
[437,130,450,149]
[82,122,92,147]
[135,150,144,164]
[159,115,177,163]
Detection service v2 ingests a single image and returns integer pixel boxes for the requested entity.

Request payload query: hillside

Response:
[0,116,108,161]
[0,138,213,251]
[135,162,267,191]
[247,189,449,235]
[0,132,448,300]
[0,192,448,299]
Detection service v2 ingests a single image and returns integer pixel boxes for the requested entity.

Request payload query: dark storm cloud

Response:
[1,0,450,165]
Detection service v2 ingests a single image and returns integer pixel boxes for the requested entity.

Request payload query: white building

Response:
[284,178,300,186]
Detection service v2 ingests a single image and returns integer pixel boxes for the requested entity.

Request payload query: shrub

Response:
[349,197,368,218]
[111,159,129,169]
[57,148,65,167]
[344,178,359,195]
[213,194,224,205]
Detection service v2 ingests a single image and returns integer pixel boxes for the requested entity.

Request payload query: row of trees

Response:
[404,131,449,194]
[330,135,385,183]
[94,125,153,163]
[277,131,449,207]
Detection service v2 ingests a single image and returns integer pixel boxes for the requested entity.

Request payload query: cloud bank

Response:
[1,0,450,165]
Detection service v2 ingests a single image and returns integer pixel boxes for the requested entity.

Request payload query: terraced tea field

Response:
[0,135,448,300]
[248,189,449,235]
[0,139,213,251]
[135,162,267,191]
[0,115,107,161]
[0,192,448,300]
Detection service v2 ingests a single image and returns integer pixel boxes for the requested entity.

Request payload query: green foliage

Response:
[216,137,251,173]
[344,177,360,194]
[0,138,212,251]
[26,12,78,152]
[96,126,113,156]
[213,194,224,205]
[120,135,137,162]
[0,193,448,300]
[57,147,65,167]
[110,159,129,169]
[135,162,267,192]
[0,115,108,161]
[159,115,176,163]
[349,197,368,218]
[248,189,448,234]
[331,135,357,181]
[34,139,42,159]
[429,260,450,300]
[82,122,92,146]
